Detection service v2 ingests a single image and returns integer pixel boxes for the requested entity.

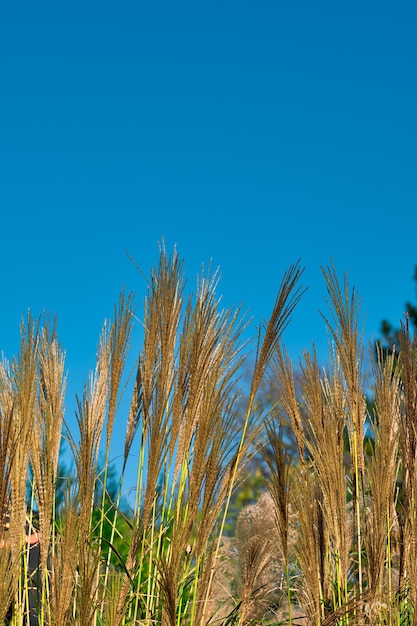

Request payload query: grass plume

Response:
[2,248,417,625]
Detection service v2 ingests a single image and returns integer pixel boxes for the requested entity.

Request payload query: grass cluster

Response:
[1,246,416,625]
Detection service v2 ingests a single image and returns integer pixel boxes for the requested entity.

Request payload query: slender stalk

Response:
[285,561,292,626]
[352,426,363,594]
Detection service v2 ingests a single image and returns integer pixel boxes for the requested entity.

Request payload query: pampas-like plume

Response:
[68,328,110,625]
[30,320,67,583]
[106,288,136,459]
[8,314,41,625]
[0,357,19,623]
[364,343,400,601]
[321,264,366,471]
[262,421,290,562]
[269,343,306,464]
[50,493,79,624]
[396,317,417,605]
[199,261,306,623]
[116,247,188,623]
[320,264,366,593]
[127,245,184,526]
[301,349,351,600]
[115,250,305,626]
[249,261,306,405]
[120,252,251,626]
[291,466,329,625]
[234,493,282,625]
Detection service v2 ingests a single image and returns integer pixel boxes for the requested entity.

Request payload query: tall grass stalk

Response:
[321,264,366,600]
[203,261,305,623]
[397,315,417,614]
[253,266,417,625]
[4,248,417,625]
[261,421,292,624]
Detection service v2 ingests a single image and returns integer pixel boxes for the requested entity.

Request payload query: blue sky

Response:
[1,1,416,478]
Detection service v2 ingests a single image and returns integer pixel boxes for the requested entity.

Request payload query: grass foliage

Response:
[1,246,417,625]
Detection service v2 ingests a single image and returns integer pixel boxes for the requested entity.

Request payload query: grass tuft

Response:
[1,248,416,625]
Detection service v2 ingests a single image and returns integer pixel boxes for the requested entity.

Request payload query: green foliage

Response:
[380,265,417,356]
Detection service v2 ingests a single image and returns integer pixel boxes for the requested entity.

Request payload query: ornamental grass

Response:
[1,247,416,625]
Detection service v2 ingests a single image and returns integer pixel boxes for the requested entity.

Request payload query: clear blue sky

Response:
[1,1,416,478]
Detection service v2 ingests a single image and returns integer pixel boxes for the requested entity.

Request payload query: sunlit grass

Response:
[1,248,416,625]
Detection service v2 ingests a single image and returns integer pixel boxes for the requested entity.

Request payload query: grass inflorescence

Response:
[1,247,416,625]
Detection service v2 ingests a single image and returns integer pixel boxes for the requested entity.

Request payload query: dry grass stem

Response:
[3,248,417,625]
